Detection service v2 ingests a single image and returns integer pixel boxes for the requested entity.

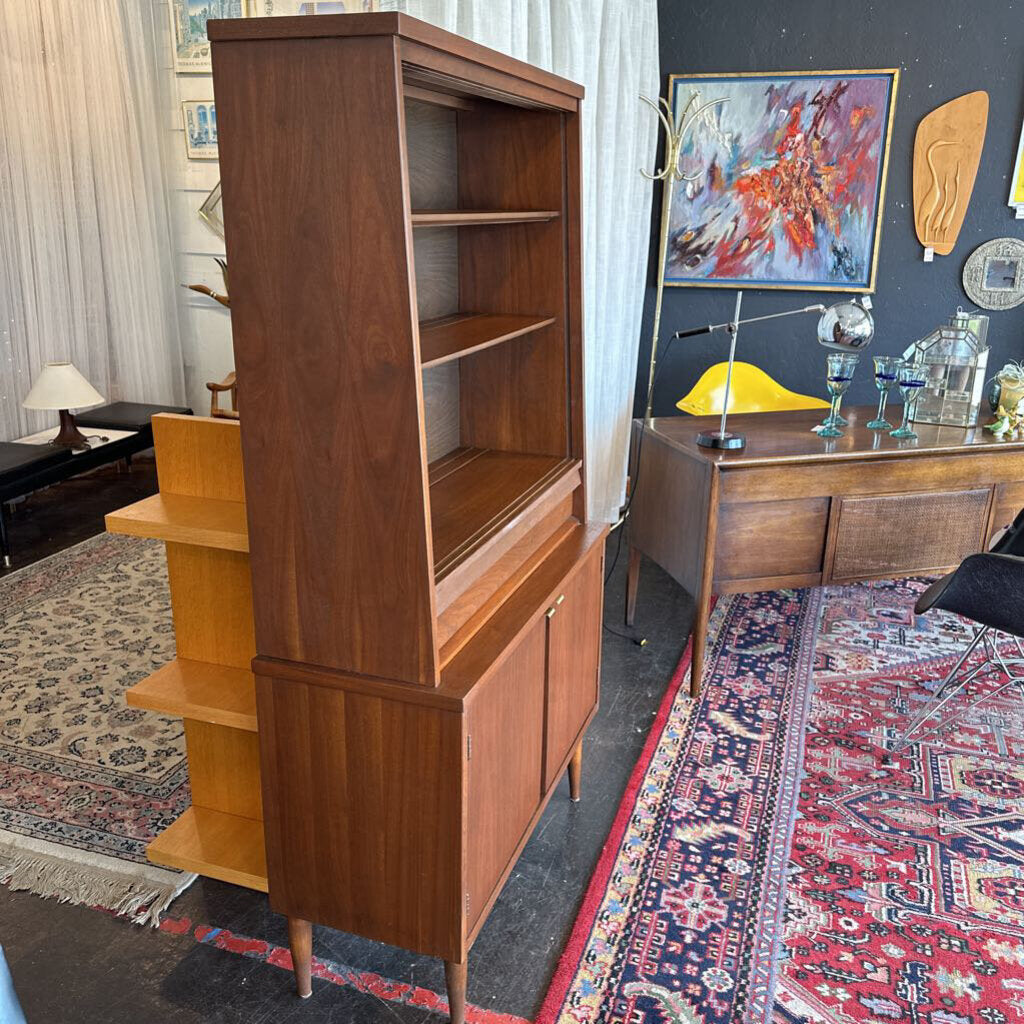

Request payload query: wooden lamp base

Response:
[51,409,91,451]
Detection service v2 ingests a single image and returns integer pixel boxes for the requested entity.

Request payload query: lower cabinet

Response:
[543,551,603,790]
[465,621,546,929]
[256,527,606,1017]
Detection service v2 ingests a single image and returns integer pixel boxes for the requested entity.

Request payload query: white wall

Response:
[152,1,235,418]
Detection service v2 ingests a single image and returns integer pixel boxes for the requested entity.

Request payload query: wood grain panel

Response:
[185,719,263,820]
[628,423,713,597]
[407,97,460,464]
[465,619,545,930]
[209,13,585,105]
[423,362,461,462]
[543,547,602,790]
[412,211,559,227]
[720,454,1024,504]
[441,522,607,697]
[105,494,247,552]
[213,33,438,685]
[645,408,1024,464]
[419,313,555,368]
[989,480,1024,542]
[563,108,586,516]
[433,457,580,608]
[413,227,458,320]
[826,488,992,582]
[405,98,457,210]
[429,450,575,574]
[457,106,568,457]
[436,497,574,651]
[257,676,464,960]
[715,498,829,582]
[165,542,256,670]
[147,807,267,892]
[127,659,257,732]
[152,414,245,501]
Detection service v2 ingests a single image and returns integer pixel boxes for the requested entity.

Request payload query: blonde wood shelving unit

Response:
[106,414,266,893]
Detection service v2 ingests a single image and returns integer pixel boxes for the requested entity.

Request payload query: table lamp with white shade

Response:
[22,361,105,450]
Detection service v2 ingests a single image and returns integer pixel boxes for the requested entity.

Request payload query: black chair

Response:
[893,509,1024,750]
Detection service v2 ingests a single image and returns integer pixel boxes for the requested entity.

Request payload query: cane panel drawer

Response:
[825,488,992,583]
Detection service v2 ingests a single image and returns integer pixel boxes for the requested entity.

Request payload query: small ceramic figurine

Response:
[986,398,1024,439]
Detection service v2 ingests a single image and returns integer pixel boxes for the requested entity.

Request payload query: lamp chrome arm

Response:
[674,303,826,339]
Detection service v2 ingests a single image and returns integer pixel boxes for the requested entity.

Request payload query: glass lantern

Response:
[902,308,990,428]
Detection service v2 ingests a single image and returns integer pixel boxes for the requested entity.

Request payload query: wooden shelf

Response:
[429,448,580,595]
[105,494,248,552]
[411,210,559,228]
[127,659,257,732]
[419,313,555,368]
[147,806,268,892]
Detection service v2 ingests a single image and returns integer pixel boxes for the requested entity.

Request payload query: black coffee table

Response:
[0,402,191,567]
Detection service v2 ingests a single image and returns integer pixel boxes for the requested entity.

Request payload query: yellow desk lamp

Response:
[669,291,874,450]
[677,362,829,416]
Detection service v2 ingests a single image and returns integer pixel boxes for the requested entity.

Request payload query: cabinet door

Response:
[465,618,546,931]
[543,548,603,791]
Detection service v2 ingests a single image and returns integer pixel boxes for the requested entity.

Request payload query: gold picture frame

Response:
[659,68,899,293]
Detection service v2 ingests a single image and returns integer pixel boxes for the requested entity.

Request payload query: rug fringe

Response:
[0,831,196,926]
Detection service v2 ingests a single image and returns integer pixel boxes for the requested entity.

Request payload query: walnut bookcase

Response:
[110,13,605,1022]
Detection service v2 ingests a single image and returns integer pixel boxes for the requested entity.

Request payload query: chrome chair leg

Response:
[894,627,1024,751]
[892,626,989,751]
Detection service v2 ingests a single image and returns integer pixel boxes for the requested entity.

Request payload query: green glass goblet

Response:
[821,353,859,429]
[868,356,902,430]
[820,353,856,438]
[891,361,927,440]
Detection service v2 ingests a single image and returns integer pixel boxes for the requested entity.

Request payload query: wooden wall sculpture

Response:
[913,90,989,260]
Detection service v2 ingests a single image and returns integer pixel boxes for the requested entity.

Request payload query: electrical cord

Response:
[604,332,677,587]
[600,332,680,647]
[603,621,648,646]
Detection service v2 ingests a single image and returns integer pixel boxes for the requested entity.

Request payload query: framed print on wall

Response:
[169,0,246,74]
[182,102,218,160]
[1008,120,1024,218]
[662,69,899,292]
[198,182,225,240]
[247,1,379,13]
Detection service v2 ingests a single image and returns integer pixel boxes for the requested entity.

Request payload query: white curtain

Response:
[391,0,659,522]
[0,1,184,441]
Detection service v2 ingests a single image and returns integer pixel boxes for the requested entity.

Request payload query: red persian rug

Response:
[539,578,1024,1023]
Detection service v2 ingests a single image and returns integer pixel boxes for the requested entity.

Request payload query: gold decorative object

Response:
[185,257,230,307]
[913,91,989,261]
[640,89,728,421]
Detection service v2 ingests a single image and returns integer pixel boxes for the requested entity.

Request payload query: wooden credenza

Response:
[627,407,1024,696]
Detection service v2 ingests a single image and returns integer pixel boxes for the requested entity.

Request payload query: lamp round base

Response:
[696,430,745,450]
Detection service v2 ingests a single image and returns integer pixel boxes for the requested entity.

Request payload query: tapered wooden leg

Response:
[287,916,313,999]
[444,959,467,1024]
[625,545,641,626]
[567,741,583,802]
[690,594,710,700]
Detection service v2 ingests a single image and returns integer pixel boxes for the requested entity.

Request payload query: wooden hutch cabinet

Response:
[159,12,607,1020]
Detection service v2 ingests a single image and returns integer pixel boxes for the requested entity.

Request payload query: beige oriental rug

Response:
[0,533,193,924]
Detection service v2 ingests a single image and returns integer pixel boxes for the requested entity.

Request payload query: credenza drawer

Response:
[825,488,991,583]
[715,498,829,582]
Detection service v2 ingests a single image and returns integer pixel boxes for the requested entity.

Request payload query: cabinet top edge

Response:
[208,12,585,100]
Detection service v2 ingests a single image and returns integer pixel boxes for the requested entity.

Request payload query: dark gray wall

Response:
[637,0,1024,418]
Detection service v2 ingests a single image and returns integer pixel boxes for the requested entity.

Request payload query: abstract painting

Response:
[663,70,898,292]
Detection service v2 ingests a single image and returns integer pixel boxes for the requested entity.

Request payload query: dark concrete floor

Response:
[0,469,694,1023]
